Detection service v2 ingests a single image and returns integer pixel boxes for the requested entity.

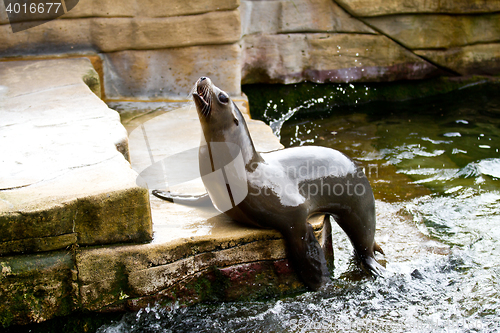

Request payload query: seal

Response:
[156,77,384,290]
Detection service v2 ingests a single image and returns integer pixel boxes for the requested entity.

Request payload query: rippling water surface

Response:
[99,84,499,332]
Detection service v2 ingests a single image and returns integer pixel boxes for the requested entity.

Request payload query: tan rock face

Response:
[103,43,241,100]
[92,11,241,52]
[240,0,500,83]
[416,43,500,76]
[0,2,9,25]
[0,10,241,56]
[366,13,500,49]
[0,0,240,24]
[62,0,239,18]
[240,0,374,35]
[241,33,440,84]
[335,0,500,16]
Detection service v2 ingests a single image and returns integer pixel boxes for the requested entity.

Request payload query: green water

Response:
[93,84,500,332]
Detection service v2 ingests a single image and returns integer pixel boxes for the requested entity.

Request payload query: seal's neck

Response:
[200,116,262,170]
[201,122,262,169]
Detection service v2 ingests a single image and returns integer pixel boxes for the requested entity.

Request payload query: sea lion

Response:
[155,77,384,290]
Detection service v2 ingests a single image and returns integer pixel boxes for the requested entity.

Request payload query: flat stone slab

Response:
[0,58,152,255]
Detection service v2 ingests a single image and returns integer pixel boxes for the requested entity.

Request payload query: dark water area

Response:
[93,83,500,332]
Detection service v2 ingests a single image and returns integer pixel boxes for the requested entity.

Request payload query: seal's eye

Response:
[218,93,229,104]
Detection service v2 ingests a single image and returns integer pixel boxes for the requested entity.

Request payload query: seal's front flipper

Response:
[285,223,331,291]
[152,190,212,206]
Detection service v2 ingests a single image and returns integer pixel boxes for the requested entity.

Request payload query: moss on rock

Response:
[0,252,77,328]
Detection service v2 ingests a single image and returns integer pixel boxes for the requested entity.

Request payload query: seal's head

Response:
[192,77,242,137]
[192,77,261,170]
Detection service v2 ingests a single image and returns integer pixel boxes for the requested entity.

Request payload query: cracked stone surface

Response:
[0,58,152,256]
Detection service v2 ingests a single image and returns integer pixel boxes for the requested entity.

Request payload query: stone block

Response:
[415,43,500,76]
[0,251,77,327]
[335,0,500,16]
[240,0,374,36]
[62,0,239,18]
[366,13,500,49]
[240,0,281,35]
[74,187,152,246]
[0,19,93,57]
[0,234,78,256]
[0,58,152,255]
[0,10,241,57]
[91,11,241,52]
[127,238,287,297]
[76,215,327,310]
[103,44,241,100]
[241,33,440,84]
[279,0,374,34]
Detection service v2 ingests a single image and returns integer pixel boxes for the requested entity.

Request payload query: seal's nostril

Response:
[200,77,207,81]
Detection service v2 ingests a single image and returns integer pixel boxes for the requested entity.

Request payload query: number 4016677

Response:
[5,2,62,14]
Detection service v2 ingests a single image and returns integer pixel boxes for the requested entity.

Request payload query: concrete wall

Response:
[1,0,499,100]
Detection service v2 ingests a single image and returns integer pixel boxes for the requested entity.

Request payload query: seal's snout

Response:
[193,77,213,117]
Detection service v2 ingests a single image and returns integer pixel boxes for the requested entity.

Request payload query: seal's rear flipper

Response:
[286,223,331,291]
[152,190,212,206]
[321,215,334,273]
[362,256,386,277]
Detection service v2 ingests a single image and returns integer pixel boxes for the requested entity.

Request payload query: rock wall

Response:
[0,0,242,99]
[240,0,500,84]
[1,0,498,99]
